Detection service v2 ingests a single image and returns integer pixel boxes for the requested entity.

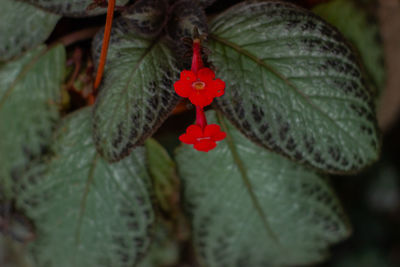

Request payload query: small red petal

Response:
[179,133,196,144]
[194,140,217,152]
[204,124,226,141]
[213,131,226,141]
[180,70,196,82]
[209,79,225,97]
[174,80,192,97]
[197,68,215,82]
[186,124,203,139]
[204,124,221,136]
[189,92,213,107]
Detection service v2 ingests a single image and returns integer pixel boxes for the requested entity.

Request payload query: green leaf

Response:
[313,0,385,92]
[0,0,60,61]
[121,0,168,38]
[0,45,65,198]
[22,0,129,17]
[15,108,155,267]
[145,138,180,215]
[176,110,351,266]
[92,18,179,162]
[137,221,180,267]
[208,0,380,173]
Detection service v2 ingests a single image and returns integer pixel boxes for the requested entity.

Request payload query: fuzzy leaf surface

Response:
[313,0,385,92]
[121,0,168,38]
[176,111,351,266]
[166,0,208,42]
[0,45,65,198]
[92,19,179,162]
[209,0,380,173]
[22,0,128,17]
[0,0,60,61]
[15,108,154,267]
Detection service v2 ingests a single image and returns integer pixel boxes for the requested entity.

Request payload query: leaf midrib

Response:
[99,37,159,155]
[217,111,279,244]
[75,153,98,244]
[210,34,373,154]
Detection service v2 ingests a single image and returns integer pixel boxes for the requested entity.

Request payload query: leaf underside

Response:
[0,45,65,198]
[92,18,179,162]
[15,108,154,267]
[22,0,129,17]
[176,110,351,267]
[209,0,380,173]
[0,0,60,61]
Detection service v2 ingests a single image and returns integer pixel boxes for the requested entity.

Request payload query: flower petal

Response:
[174,80,192,97]
[189,92,213,107]
[209,79,225,97]
[197,68,215,82]
[194,140,217,152]
[186,124,203,139]
[180,70,196,82]
[213,131,226,141]
[205,124,226,141]
[179,133,196,144]
[204,124,221,136]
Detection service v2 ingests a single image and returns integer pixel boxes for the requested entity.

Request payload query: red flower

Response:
[174,68,225,107]
[179,124,226,152]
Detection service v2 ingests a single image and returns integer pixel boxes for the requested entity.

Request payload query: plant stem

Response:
[191,39,203,73]
[93,0,115,91]
[196,106,207,129]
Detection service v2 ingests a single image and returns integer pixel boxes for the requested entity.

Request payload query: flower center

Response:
[193,81,205,90]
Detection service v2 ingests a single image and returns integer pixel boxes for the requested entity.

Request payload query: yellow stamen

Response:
[193,81,205,90]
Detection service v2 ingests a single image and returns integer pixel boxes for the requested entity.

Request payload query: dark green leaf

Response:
[0,0,60,61]
[121,0,168,38]
[166,0,208,42]
[15,108,155,267]
[313,0,385,92]
[209,0,380,173]
[0,45,65,198]
[145,138,180,215]
[22,0,129,17]
[137,221,180,267]
[92,18,179,162]
[176,110,351,266]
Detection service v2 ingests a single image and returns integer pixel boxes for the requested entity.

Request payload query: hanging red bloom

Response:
[174,68,225,107]
[179,124,226,152]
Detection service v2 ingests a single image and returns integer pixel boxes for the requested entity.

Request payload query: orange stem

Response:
[93,0,115,91]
